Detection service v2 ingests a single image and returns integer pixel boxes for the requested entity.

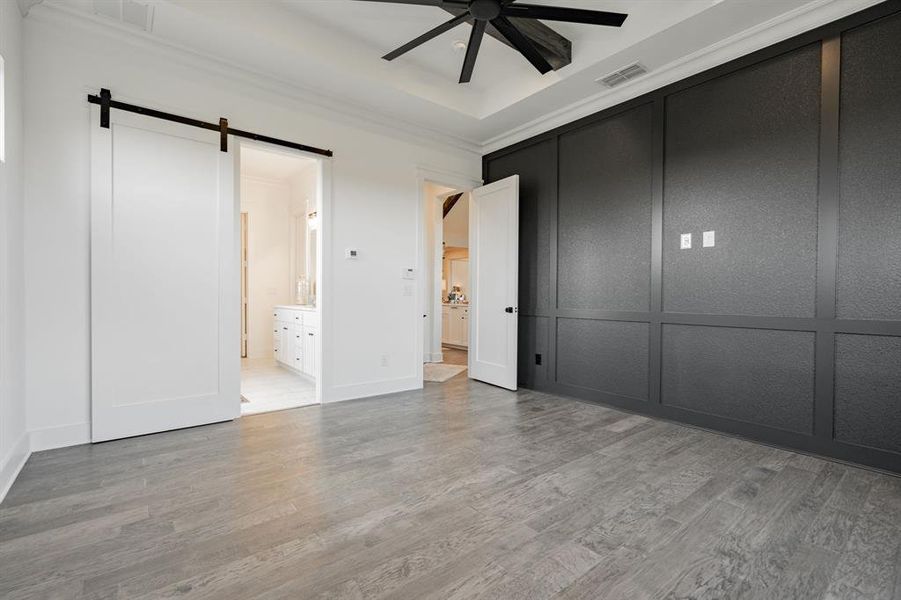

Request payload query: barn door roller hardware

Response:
[87,88,333,157]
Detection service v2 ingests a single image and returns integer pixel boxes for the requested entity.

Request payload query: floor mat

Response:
[423,363,467,382]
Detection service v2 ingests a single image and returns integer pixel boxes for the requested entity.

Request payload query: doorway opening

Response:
[238,143,323,414]
[422,180,471,383]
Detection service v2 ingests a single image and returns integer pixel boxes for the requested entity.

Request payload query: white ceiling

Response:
[40,0,882,152]
[240,145,316,182]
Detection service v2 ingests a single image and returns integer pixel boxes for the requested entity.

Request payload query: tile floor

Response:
[240,357,317,415]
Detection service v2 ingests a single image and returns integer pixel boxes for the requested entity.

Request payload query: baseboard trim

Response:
[29,422,91,452]
[424,352,444,363]
[0,432,31,504]
[325,375,422,403]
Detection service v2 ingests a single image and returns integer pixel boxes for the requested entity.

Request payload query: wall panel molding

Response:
[484,0,901,474]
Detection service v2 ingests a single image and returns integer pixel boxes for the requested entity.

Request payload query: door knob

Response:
[504,306,515,313]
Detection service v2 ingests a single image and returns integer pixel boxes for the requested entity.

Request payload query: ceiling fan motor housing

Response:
[469,0,502,21]
[372,0,628,83]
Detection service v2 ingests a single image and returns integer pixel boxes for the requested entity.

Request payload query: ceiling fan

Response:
[356,0,628,83]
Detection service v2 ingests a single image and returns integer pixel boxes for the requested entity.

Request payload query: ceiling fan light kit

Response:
[359,0,628,83]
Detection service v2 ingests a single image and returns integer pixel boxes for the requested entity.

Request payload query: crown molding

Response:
[24,0,883,157]
[481,0,884,154]
[25,2,483,157]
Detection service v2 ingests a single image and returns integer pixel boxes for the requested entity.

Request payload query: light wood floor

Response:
[442,346,468,366]
[1,376,900,599]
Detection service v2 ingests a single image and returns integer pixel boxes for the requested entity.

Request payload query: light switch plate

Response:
[680,233,692,250]
[703,231,715,248]
[402,268,415,280]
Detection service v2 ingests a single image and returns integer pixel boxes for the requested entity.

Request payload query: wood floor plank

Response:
[0,377,899,599]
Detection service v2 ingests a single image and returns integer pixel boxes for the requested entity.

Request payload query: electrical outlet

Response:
[703,230,715,248]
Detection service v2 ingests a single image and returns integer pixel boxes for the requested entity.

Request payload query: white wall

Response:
[241,177,292,359]
[0,0,29,501]
[443,194,469,248]
[23,7,481,447]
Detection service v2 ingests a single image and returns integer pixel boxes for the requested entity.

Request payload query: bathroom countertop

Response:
[275,304,318,311]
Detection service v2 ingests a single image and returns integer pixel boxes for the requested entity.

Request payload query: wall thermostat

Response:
[345,249,358,259]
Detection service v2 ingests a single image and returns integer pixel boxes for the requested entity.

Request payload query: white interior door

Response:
[91,109,239,442]
[469,175,519,390]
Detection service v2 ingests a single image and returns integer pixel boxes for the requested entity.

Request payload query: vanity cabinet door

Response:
[278,323,294,366]
[292,325,304,371]
[303,328,317,376]
[460,308,469,347]
[273,322,281,361]
[441,306,450,344]
[448,306,463,345]
[441,307,450,345]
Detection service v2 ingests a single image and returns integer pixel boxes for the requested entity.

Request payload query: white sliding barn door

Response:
[91,109,239,442]
[469,175,519,391]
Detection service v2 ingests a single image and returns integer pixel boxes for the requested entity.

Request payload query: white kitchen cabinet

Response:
[441,304,469,348]
[273,305,319,379]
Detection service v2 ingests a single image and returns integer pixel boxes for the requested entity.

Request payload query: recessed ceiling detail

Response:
[360,0,628,83]
[38,0,881,151]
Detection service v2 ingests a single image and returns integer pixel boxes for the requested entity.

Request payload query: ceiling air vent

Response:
[597,62,648,88]
[93,0,155,32]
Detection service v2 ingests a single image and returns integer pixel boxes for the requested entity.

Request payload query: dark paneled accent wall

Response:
[835,335,901,454]
[661,326,815,434]
[837,12,901,320]
[557,319,649,400]
[663,46,821,317]
[483,2,901,474]
[557,105,653,312]
[486,140,555,316]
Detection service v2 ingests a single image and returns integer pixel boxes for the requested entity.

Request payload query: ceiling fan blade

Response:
[490,15,552,75]
[383,13,469,61]
[501,3,628,27]
[460,19,487,83]
[354,0,468,7]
